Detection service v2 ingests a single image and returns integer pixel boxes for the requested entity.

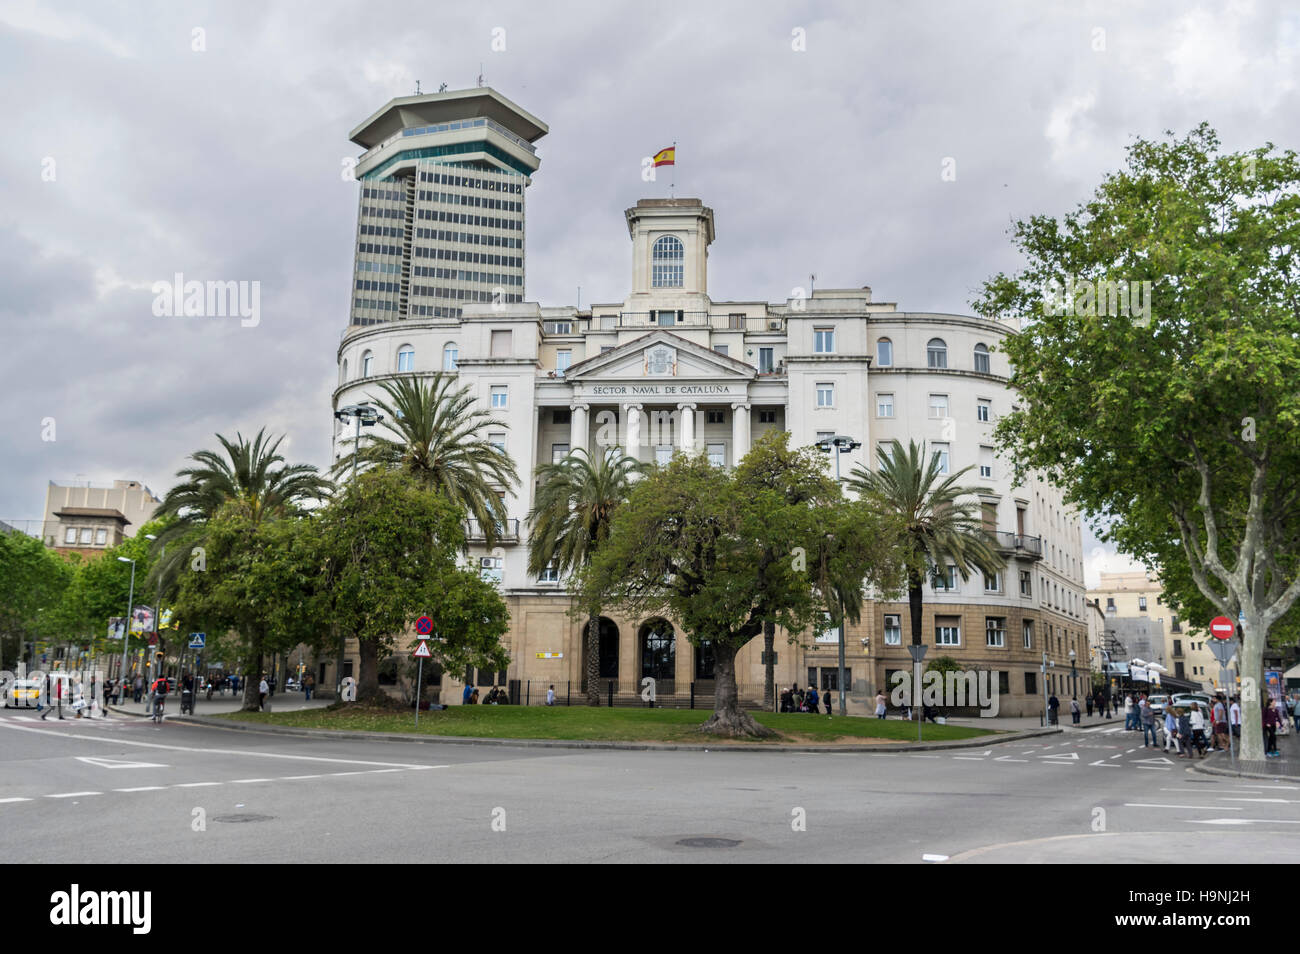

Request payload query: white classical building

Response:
[332,190,1089,715]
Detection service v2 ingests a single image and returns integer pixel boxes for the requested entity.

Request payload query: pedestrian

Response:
[304,673,314,701]
[1048,693,1060,726]
[1176,708,1196,758]
[545,684,556,707]
[469,688,479,705]
[41,674,64,720]
[1070,697,1081,725]
[1163,706,1181,754]
[780,687,793,712]
[1264,697,1282,758]
[133,674,143,703]
[463,682,474,705]
[258,674,269,711]
[1211,696,1229,751]
[1085,694,1094,718]
[1293,694,1300,733]
[806,685,819,713]
[1140,697,1157,747]
[1124,693,1136,730]
[1229,695,1242,743]
[874,689,887,719]
[823,689,833,715]
[1188,704,1208,758]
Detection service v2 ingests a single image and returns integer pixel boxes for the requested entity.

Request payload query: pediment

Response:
[566,331,757,382]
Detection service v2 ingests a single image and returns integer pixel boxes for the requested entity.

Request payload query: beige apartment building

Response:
[1087,570,1218,691]
[41,479,161,557]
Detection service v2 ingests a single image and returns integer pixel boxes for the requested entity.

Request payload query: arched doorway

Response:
[639,618,676,694]
[694,639,715,681]
[580,617,620,692]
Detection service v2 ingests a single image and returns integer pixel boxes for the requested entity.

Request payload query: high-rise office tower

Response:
[346,87,547,326]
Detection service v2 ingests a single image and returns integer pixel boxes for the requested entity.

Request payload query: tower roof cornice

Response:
[349,87,549,148]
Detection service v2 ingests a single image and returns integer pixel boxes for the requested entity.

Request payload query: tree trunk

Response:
[241,639,263,712]
[356,637,382,703]
[908,571,924,645]
[763,619,776,710]
[699,641,774,738]
[1239,614,1264,761]
[585,614,600,706]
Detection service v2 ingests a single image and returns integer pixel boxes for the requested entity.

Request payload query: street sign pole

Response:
[907,644,928,742]
[1208,636,1237,767]
[415,656,424,728]
[412,630,433,729]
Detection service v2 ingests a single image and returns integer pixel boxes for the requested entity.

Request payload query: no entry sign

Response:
[1209,616,1235,640]
[415,615,433,635]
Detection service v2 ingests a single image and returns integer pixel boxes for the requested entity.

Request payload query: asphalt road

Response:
[2,708,1296,863]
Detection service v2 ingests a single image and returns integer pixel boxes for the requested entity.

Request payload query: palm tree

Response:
[151,428,331,710]
[527,447,645,705]
[847,440,1004,648]
[339,375,518,544]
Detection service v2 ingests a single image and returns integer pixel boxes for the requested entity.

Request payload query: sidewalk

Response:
[941,713,1126,732]
[1193,722,1300,782]
[107,690,332,718]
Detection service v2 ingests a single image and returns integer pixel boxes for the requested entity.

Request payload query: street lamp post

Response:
[116,557,136,701]
[1069,648,1077,700]
[816,434,861,717]
[1041,651,1056,726]
[332,403,383,700]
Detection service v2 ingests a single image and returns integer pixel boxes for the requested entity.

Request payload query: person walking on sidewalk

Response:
[258,675,269,711]
[1070,697,1081,725]
[875,690,887,719]
[1085,694,1093,718]
[1163,706,1181,754]
[41,674,64,720]
[1048,693,1060,726]
[1124,693,1136,730]
[1264,697,1282,757]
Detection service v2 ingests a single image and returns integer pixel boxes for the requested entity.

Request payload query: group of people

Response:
[779,683,833,714]
[464,685,512,705]
[1113,689,1293,760]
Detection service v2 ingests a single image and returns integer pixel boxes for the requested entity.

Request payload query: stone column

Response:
[569,404,589,455]
[677,402,697,453]
[731,403,751,462]
[625,404,643,459]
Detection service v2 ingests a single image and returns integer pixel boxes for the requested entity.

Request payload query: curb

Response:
[1191,756,1300,784]
[161,712,1061,753]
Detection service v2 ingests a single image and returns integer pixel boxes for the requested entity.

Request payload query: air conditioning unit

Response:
[768,321,781,331]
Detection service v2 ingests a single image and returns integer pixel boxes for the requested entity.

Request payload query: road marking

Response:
[114,786,166,792]
[1108,753,1124,759]
[0,720,442,770]
[921,853,949,862]
[47,791,101,798]
[230,778,272,784]
[1040,752,1079,761]
[281,775,322,780]
[1125,803,1242,810]
[0,797,32,803]
[367,768,404,773]
[1135,766,1172,771]
[909,755,941,759]
[952,756,986,760]
[1089,760,1120,767]
[1220,797,1297,804]
[329,771,370,776]
[75,756,168,769]
[994,756,1028,762]
[1190,818,1300,826]
[174,782,222,788]
[1132,756,1174,765]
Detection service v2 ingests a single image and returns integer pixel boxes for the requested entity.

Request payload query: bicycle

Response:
[152,695,165,724]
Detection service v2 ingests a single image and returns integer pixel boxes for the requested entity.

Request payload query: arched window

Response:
[361,350,374,377]
[396,345,414,372]
[973,342,990,373]
[876,337,893,367]
[651,235,684,288]
[443,343,458,371]
[639,618,676,684]
[927,338,947,369]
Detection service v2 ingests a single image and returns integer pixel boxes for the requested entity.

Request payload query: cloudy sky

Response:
[1,0,1295,585]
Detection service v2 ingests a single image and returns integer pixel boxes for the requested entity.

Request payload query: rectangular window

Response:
[928,394,949,419]
[936,617,961,646]
[933,442,950,474]
[815,613,841,644]
[553,408,571,425]
[95,529,107,545]
[813,328,835,353]
[1020,570,1032,597]
[79,528,92,544]
[551,443,569,464]
[490,385,508,408]
[986,617,1006,647]
[876,393,894,418]
[655,445,673,466]
[714,344,728,356]
[64,527,77,544]
[539,564,559,583]
[933,564,957,590]
[1138,596,1148,611]
[1025,672,1037,695]
[980,446,994,479]
[728,314,745,330]
[984,571,1001,592]
[489,432,506,454]
[706,443,726,467]
[490,330,512,357]
[816,382,834,408]
[478,556,503,583]
[443,346,458,371]
[758,348,774,373]
[876,339,893,367]
[555,351,571,376]
[758,410,776,424]
[977,399,992,423]
[706,409,726,424]
[884,614,902,646]
[1106,597,1115,611]
[656,309,678,326]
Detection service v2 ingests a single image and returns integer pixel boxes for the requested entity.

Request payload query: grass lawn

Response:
[220,705,996,745]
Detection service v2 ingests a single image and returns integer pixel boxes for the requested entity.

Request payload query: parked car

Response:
[1147,694,1170,715]
[1171,692,1213,709]
[4,680,42,709]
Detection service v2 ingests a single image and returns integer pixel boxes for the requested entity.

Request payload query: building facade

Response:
[1088,570,1218,691]
[332,149,1088,714]
[40,480,160,557]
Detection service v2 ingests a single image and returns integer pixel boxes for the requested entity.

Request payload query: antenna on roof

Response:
[415,80,421,95]
[477,64,484,87]
[810,273,816,296]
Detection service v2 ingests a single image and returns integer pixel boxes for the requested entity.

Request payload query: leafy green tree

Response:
[847,440,1004,649]
[973,124,1300,760]
[0,530,71,668]
[340,375,518,545]
[527,447,645,705]
[582,434,902,737]
[311,469,509,704]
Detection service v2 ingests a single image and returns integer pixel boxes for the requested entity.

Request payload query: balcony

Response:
[465,518,520,542]
[993,531,1043,559]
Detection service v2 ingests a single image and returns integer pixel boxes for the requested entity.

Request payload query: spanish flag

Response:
[653,146,676,167]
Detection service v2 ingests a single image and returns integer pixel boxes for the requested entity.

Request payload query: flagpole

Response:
[670,139,676,199]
